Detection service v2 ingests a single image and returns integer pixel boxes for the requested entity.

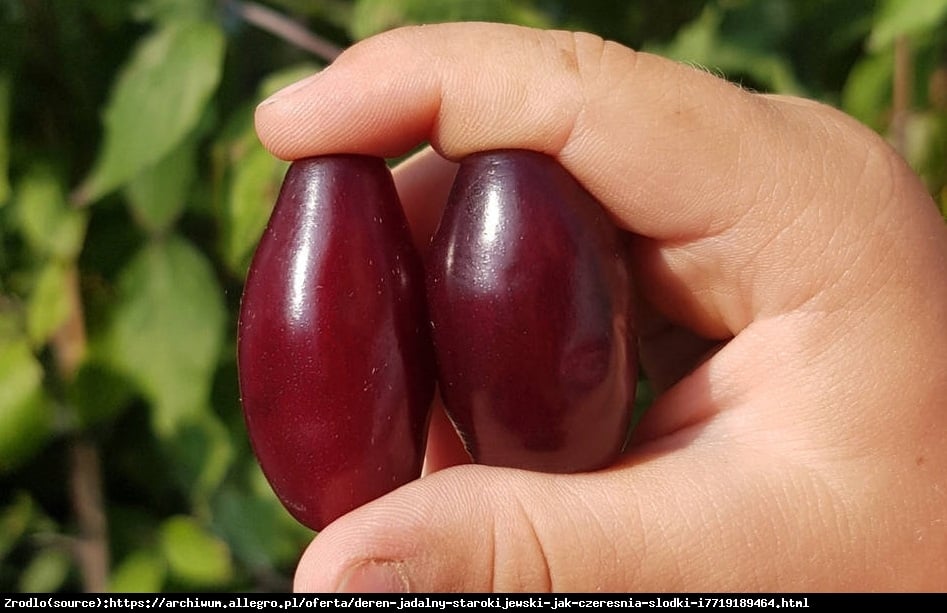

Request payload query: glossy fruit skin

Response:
[237,155,434,532]
[426,149,636,473]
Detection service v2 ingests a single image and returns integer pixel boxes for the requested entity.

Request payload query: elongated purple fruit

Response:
[426,149,636,473]
[238,155,434,531]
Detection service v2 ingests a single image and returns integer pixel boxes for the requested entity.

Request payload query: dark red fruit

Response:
[237,155,434,531]
[426,150,636,473]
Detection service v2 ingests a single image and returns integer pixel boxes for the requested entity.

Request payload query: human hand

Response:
[254,22,947,592]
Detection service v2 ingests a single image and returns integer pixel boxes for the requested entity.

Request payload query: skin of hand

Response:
[254,22,947,592]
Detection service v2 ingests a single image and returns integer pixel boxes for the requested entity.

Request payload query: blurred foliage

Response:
[0,0,945,593]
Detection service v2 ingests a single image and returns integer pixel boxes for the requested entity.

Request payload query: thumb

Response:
[293,464,644,592]
[293,432,828,593]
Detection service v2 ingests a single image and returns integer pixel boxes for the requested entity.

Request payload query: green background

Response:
[1,0,945,593]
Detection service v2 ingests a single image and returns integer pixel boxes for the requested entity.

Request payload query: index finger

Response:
[255,22,777,241]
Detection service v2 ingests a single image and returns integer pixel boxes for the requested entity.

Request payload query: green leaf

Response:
[224,144,287,275]
[132,0,214,24]
[19,547,73,593]
[14,165,87,259]
[217,63,321,275]
[124,134,198,234]
[869,0,947,50]
[74,20,224,205]
[68,360,135,429]
[649,5,721,65]
[647,4,804,95]
[26,260,71,346]
[164,411,234,507]
[350,0,403,39]
[841,50,894,132]
[104,235,226,436]
[0,492,35,561]
[903,111,947,193]
[159,515,233,587]
[0,339,52,473]
[108,506,163,563]
[350,0,551,40]
[109,549,166,593]
[213,478,313,573]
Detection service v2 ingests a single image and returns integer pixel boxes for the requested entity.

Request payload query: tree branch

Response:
[227,0,343,63]
[891,35,912,157]
[69,439,109,592]
[53,264,108,592]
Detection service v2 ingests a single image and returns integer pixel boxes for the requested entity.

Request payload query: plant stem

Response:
[891,35,912,157]
[52,266,86,378]
[54,264,108,592]
[228,0,342,62]
[69,439,109,592]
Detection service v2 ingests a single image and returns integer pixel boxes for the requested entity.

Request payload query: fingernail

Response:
[336,560,410,593]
